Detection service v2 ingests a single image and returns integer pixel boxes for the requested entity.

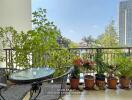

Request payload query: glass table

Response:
[9,67,55,83]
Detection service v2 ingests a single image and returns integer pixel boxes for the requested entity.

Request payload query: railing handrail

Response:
[3,47,132,51]
[69,47,132,50]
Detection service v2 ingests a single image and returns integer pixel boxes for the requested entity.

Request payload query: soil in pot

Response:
[107,77,117,89]
[119,77,130,89]
[70,78,79,89]
[95,74,105,90]
[84,75,94,90]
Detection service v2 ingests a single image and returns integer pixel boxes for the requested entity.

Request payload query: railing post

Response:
[128,47,131,56]
[5,49,8,68]
[3,48,14,73]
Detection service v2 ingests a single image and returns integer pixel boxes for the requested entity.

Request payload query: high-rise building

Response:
[119,0,132,46]
[0,0,32,32]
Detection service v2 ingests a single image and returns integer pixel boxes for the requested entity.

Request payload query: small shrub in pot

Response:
[106,64,118,89]
[70,56,83,89]
[115,56,132,89]
[83,59,95,89]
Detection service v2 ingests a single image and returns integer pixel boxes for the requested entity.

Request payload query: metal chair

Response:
[30,67,73,100]
[0,68,7,84]
[0,68,31,100]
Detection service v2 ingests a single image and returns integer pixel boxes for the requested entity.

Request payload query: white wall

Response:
[0,0,32,32]
[0,0,32,67]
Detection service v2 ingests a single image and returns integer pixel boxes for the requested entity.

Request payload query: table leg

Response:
[29,82,42,100]
[0,92,5,100]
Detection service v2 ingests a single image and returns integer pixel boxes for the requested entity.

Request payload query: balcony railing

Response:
[3,47,132,73]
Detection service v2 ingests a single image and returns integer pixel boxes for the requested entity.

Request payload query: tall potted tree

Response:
[95,49,106,90]
[11,8,61,68]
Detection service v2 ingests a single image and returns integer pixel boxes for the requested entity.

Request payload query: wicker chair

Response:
[0,68,31,100]
[30,67,73,100]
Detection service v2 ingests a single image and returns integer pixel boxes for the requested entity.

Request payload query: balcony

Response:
[0,47,132,100]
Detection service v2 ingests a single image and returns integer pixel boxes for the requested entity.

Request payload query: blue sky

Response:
[32,0,120,43]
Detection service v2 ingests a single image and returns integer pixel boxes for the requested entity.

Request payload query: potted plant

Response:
[94,50,106,90]
[115,56,132,89]
[106,64,118,89]
[70,56,83,89]
[83,59,95,89]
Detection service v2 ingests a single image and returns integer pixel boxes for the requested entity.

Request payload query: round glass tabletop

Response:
[9,67,55,83]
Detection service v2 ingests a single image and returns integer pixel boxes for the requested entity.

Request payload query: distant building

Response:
[119,0,132,46]
[0,0,32,32]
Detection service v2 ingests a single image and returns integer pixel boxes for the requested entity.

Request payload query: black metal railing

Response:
[3,47,132,72]
[69,47,132,63]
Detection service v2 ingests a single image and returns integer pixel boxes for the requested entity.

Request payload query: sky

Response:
[32,0,120,43]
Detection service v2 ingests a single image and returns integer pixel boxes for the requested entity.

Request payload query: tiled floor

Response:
[63,88,132,100]
[23,87,132,100]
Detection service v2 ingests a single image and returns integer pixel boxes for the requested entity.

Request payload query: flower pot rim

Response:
[69,77,80,79]
[107,77,118,80]
[84,75,94,79]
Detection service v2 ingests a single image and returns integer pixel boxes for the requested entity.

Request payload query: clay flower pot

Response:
[119,77,130,89]
[95,74,105,89]
[107,77,117,89]
[84,75,94,89]
[70,78,79,89]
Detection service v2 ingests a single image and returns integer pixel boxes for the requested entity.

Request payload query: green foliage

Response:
[96,20,118,47]
[0,27,17,62]
[47,48,74,77]
[114,56,132,78]
[69,42,78,48]
[59,36,71,47]
[94,50,106,75]
[0,8,75,77]
[105,64,119,78]
[82,35,95,47]
[12,8,60,68]
[71,66,80,79]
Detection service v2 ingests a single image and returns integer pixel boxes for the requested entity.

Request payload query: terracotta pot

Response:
[84,75,94,89]
[120,77,130,88]
[96,80,105,89]
[95,74,105,89]
[107,77,117,89]
[70,78,79,89]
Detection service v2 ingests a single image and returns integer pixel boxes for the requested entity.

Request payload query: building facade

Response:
[0,0,32,67]
[119,0,132,46]
[0,0,32,32]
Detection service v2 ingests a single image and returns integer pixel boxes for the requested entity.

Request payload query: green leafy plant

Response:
[83,60,95,70]
[12,8,60,68]
[115,56,132,78]
[0,27,18,67]
[71,56,83,79]
[105,64,119,78]
[94,50,106,75]
[47,48,74,77]
[0,8,75,77]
